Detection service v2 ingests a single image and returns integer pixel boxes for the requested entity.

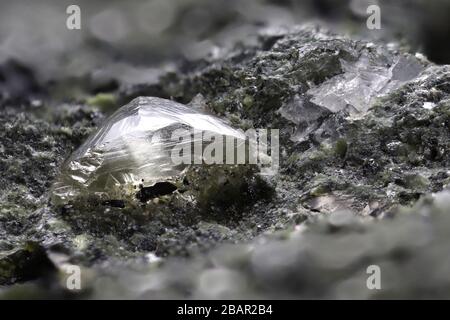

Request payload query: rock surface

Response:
[1,23,450,298]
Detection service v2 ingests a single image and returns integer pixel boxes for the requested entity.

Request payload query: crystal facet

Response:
[307,54,424,114]
[52,97,246,203]
[278,51,425,142]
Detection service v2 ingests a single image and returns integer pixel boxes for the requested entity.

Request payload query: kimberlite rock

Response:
[1,25,450,298]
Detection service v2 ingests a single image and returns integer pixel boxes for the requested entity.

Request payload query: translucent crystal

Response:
[52,97,246,203]
[278,52,425,142]
[307,54,424,115]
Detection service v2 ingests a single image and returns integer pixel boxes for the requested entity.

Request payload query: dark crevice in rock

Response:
[135,182,178,203]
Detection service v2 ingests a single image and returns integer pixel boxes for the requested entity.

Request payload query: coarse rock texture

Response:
[36,191,450,299]
[0,24,450,298]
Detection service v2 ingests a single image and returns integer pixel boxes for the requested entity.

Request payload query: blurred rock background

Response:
[1,0,450,89]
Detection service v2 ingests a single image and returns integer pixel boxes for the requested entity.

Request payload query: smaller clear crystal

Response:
[307,54,424,114]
